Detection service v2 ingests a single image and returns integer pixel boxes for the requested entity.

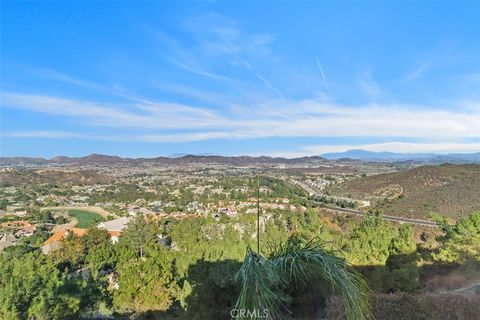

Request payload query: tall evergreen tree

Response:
[120,214,157,258]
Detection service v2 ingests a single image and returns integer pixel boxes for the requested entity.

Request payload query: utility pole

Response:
[257,175,260,254]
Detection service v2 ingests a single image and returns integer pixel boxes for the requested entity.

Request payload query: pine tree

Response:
[120,214,157,258]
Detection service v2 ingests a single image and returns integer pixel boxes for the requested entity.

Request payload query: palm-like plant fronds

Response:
[270,240,371,320]
[234,240,371,320]
[234,247,289,319]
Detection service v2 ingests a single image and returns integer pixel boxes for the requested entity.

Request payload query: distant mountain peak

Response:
[321,149,480,163]
[0,154,328,167]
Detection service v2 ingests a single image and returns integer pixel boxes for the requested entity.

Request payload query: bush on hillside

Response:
[326,292,480,320]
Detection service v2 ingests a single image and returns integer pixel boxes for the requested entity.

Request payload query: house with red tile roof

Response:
[41,228,87,254]
[41,227,124,254]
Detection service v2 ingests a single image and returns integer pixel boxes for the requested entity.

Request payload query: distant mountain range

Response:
[321,149,480,163]
[1,150,479,167]
[0,154,327,167]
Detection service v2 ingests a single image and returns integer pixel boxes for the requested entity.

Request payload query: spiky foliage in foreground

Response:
[234,240,371,319]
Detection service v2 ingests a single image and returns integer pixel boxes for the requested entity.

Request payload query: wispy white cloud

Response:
[33,68,104,90]
[151,82,234,105]
[234,56,285,99]
[156,13,285,100]
[2,14,478,150]
[0,92,226,129]
[169,59,233,81]
[188,13,275,59]
[4,131,84,139]
[251,71,285,100]
[358,70,380,99]
[199,23,285,100]
[151,28,238,83]
[17,65,171,106]
[2,91,479,144]
[406,60,432,81]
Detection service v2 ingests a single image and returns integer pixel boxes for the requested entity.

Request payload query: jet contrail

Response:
[254,71,286,100]
[238,56,285,100]
[315,56,330,94]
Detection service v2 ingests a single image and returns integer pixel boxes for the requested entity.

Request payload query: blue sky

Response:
[1,1,479,158]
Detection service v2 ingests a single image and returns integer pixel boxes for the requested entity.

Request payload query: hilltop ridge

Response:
[0,154,327,167]
[2,151,479,167]
[327,163,480,219]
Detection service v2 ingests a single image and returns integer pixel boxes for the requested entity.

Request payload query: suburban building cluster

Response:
[0,160,397,253]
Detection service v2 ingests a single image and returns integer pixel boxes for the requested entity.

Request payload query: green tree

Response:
[35,210,55,224]
[433,212,480,263]
[81,227,111,255]
[120,214,158,258]
[345,211,396,266]
[112,249,179,315]
[384,224,419,292]
[86,242,118,278]
[0,252,83,319]
[52,233,85,270]
[77,275,111,318]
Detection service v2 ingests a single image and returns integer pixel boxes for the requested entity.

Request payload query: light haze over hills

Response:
[321,150,480,162]
[1,151,479,167]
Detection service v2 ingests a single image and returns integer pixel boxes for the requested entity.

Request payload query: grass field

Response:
[68,209,103,228]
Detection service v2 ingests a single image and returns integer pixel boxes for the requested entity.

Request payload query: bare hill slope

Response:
[329,164,480,220]
[0,169,113,186]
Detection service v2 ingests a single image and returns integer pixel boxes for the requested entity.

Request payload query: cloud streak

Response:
[4,131,84,139]
[2,91,479,144]
[315,56,330,95]
[406,60,432,81]
[251,71,285,100]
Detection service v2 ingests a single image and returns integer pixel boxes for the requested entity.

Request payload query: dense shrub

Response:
[326,293,480,320]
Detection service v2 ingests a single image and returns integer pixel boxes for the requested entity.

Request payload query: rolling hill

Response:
[327,164,480,220]
[0,169,113,186]
[0,154,327,167]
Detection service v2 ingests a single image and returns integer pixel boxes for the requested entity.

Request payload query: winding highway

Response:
[282,177,439,227]
[319,205,439,227]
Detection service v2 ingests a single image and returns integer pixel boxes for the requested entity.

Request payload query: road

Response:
[453,282,480,296]
[319,205,439,227]
[282,177,439,227]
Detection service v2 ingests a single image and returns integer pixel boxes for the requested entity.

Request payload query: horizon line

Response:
[1,149,480,161]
